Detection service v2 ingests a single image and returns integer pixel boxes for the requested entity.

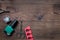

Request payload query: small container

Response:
[4,19,18,36]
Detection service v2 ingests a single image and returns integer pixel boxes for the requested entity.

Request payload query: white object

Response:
[3,16,10,23]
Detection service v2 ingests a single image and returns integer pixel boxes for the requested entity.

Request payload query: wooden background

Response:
[0,0,60,40]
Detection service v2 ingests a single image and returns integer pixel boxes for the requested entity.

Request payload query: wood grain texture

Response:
[0,0,60,40]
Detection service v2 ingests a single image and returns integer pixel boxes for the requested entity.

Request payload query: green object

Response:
[4,19,18,36]
[4,25,14,35]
